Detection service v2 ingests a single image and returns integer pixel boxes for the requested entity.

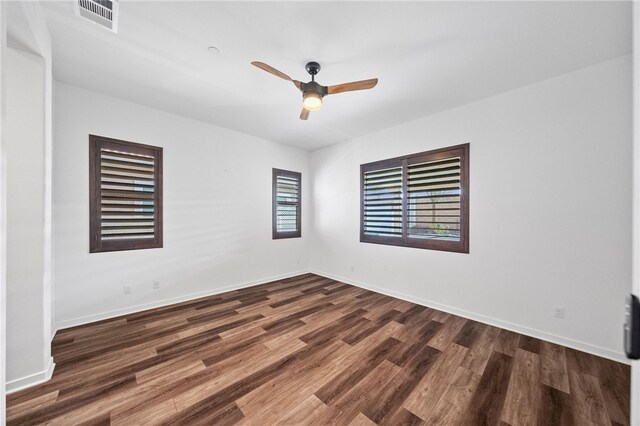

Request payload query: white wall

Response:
[5,46,53,391]
[630,1,639,423]
[310,55,632,362]
[4,1,54,394]
[53,82,309,328]
[0,1,7,420]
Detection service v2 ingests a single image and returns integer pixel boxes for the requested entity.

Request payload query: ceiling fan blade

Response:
[327,78,378,95]
[300,108,310,120]
[251,61,301,89]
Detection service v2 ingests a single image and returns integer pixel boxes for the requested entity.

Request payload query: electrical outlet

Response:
[553,306,564,319]
[153,281,160,290]
[123,285,131,295]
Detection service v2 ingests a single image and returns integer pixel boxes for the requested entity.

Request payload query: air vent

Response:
[75,0,118,33]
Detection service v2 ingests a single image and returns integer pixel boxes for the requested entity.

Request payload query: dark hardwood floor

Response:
[6,273,630,425]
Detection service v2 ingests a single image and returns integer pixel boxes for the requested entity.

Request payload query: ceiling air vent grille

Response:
[75,0,118,33]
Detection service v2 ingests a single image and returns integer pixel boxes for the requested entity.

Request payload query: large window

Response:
[360,144,469,253]
[272,168,301,239]
[89,135,163,252]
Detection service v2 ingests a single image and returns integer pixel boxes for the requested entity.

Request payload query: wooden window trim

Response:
[272,168,302,239]
[360,143,469,253]
[89,135,163,253]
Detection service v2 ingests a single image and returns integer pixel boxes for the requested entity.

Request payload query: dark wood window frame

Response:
[89,135,163,253]
[360,143,469,253]
[272,168,302,239]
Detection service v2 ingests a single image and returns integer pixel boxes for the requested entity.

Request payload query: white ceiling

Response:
[41,1,631,151]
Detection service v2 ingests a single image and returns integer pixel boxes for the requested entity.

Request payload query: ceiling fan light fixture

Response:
[303,91,323,111]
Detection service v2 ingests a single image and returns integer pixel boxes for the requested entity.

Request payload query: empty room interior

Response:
[2,0,640,425]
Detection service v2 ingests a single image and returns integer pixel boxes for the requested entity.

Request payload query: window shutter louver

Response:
[362,165,403,238]
[90,135,163,252]
[272,169,301,239]
[360,144,469,253]
[407,157,462,241]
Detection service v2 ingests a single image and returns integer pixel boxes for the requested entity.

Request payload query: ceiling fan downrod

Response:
[305,61,321,82]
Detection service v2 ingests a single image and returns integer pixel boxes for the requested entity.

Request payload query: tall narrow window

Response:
[89,135,163,252]
[361,162,403,240]
[361,144,469,253]
[272,168,301,239]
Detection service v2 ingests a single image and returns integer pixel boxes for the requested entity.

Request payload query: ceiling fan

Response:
[251,61,378,120]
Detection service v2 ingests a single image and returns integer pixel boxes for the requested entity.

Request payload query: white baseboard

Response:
[6,357,55,394]
[310,269,630,365]
[55,270,310,331]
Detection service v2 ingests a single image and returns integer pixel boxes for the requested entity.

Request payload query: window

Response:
[360,144,469,253]
[89,135,163,252]
[272,168,301,239]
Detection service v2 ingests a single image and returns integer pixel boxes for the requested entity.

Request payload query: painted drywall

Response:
[630,1,639,423]
[310,55,632,362]
[4,1,55,393]
[0,1,7,419]
[53,82,310,328]
[5,46,53,389]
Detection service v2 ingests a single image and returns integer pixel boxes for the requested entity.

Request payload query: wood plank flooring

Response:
[6,273,630,425]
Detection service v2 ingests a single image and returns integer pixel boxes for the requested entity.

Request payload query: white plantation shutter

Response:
[360,144,469,253]
[90,135,163,252]
[275,175,299,232]
[273,169,301,239]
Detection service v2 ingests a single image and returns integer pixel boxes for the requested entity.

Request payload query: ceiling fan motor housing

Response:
[301,80,327,97]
